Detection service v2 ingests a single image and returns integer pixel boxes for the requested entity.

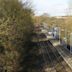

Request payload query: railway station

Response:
[33,23,72,72]
[1,0,72,72]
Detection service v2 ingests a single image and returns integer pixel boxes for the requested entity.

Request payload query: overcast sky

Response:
[33,0,69,16]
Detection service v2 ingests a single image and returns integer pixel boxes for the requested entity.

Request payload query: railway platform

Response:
[49,39,72,71]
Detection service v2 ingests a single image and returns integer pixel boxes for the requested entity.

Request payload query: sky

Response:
[33,0,69,16]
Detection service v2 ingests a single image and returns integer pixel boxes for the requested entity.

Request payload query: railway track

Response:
[37,40,72,72]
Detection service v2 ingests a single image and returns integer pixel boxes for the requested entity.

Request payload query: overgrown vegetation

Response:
[0,0,34,72]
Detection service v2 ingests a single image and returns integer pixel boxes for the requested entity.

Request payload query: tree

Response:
[0,0,34,72]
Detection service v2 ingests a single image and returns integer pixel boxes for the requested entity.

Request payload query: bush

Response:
[0,0,34,72]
